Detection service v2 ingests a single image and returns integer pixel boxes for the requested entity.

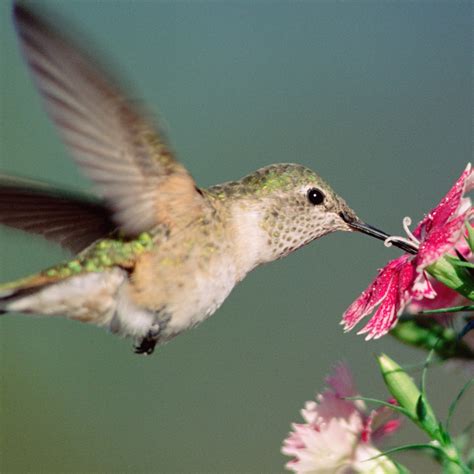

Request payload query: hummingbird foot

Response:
[133,323,160,356]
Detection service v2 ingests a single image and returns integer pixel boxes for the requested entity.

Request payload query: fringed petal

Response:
[414,164,472,239]
[342,256,408,332]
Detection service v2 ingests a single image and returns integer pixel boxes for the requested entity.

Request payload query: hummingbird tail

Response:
[0,277,53,314]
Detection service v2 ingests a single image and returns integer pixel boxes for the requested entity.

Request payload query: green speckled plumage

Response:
[43,232,155,278]
[207,164,327,199]
[0,232,155,294]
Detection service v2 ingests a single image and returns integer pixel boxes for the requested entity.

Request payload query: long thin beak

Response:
[339,212,418,255]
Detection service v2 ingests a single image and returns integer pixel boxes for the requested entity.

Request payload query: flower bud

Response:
[377,354,439,439]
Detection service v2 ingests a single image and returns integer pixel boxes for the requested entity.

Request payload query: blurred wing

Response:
[0,176,115,253]
[13,3,205,235]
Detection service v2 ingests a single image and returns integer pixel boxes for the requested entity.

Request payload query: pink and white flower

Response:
[342,164,474,340]
[406,238,472,316]
[282,364,400,473]
[407,238,474,374]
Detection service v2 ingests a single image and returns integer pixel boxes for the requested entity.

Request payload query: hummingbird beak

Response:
[339,212,418,255]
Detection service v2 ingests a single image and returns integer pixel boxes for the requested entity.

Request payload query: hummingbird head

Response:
[244,163,360,260]
[207,163,416,268]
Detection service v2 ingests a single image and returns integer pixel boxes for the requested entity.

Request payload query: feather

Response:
[0,176,115,253]
[13,3,204,235]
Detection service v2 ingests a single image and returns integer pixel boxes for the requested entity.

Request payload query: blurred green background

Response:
[0,1,472,472]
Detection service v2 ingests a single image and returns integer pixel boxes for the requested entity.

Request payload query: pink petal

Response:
[325,363,357,398]
[341,287,380,332]
[377,419,402,437]
[408,279,466,313]
[283,425,308,450]
[342,256,409,332]
[465,163,474,192]
[282,364,401,472]
[357,285,399,340]
[411,271,437,300]
[408,237,472,314]
[300,401,319,426]
[361,411,374,444]
[416,212,467,271]
[313,391,359,426]
[354,259,413,340]
[414,164,472,239]
[368,399,402,441]
[408,239,472,312]
[397,258,416,305]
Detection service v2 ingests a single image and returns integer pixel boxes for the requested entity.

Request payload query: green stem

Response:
[418,305,474,314]
[440,443,471,474]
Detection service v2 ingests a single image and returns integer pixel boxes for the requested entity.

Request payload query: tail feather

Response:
[0,274,56,313]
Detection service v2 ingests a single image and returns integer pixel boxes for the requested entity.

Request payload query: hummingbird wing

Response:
[13,4,205,236]
[0,176,115,253]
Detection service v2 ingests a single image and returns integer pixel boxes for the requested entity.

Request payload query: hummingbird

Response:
[0,3,416,355]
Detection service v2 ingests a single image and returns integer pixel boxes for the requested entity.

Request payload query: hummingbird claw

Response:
[133,337,158,356]
[133,323,161,355]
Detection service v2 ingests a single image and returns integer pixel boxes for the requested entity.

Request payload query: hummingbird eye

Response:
[307,188,325,205]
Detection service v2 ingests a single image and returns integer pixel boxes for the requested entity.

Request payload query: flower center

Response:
[384,217,420,251]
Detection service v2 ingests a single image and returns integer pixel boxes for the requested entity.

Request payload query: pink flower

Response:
[342,164,473,340]
[282,364,400,473]
[408,239,474,375]
[407,238,472,316]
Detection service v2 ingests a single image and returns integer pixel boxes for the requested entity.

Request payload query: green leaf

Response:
[427,257,474,301]
[374,444,470,474]
[438,424,452,446]
[461,420,474,436]
[369,443,445,459]
[453,430,470,454]
[465,222,474,253]
[421,349,435,397]
[445,256,474,269]
[416,395,427,422]
[441,459,471,474]
[418,305,474,314]
[466,447,474,468]
[393,460,412,474]
[446,378,474,433]
[344,396,410,417]
[390,319,474,361]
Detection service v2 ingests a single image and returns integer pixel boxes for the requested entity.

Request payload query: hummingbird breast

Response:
[119,248,239,342]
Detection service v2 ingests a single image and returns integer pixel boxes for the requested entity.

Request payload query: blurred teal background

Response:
[0,1,472,472]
